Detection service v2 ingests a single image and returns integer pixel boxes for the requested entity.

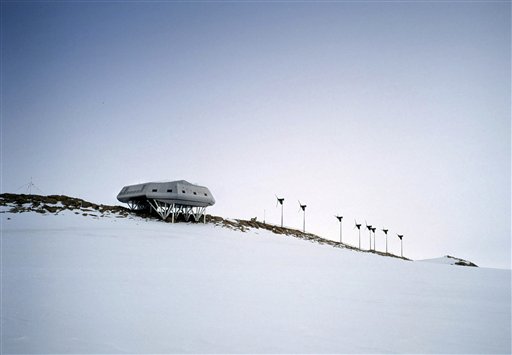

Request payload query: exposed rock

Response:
[447,255,478,267]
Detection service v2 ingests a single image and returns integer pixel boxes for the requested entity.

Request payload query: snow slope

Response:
[1,210,511,354]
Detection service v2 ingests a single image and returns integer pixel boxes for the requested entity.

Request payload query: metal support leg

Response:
[148,199,174,220]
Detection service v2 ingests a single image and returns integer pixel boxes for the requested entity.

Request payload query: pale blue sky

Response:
[2,1,510,268]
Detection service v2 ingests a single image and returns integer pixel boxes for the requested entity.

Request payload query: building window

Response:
[167,189,172,192]
[182,190,186,193]
[152,189,157,192]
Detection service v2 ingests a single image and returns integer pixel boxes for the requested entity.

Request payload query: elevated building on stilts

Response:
[117,180,215,222]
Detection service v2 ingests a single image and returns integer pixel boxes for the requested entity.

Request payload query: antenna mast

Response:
[17,177,42,195]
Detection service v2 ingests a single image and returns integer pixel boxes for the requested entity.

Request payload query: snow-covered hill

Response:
[1,198,510,353]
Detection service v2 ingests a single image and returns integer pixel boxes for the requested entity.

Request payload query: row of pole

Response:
[274,196,405,258]
[354,220,404,257]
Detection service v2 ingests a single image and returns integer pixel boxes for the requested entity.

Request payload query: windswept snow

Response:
[1,210,511,354]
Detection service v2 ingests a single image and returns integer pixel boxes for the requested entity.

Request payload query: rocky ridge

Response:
[445,255,478,267]
[1,193,411,260]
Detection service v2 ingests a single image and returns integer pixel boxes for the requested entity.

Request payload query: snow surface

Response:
[1,210,511,354]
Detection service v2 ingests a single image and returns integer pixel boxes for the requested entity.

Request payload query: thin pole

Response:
[281,203,283,228]
[382,229,389,254]
[401,240,403,258]
[303,209,306,232]
[340,218,343,243]
[358,229,361,249]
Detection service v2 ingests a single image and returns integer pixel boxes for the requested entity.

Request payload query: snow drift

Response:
[1,198,510,353]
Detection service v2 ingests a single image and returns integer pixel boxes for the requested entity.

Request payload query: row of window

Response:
[150,188,208,197]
